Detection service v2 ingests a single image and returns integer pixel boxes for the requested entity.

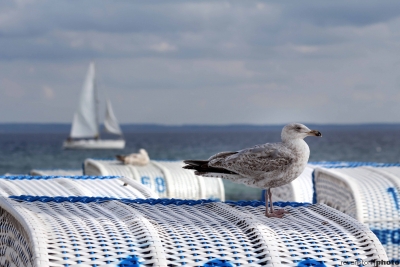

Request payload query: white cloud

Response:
[256,3,265,10]
[149,42,177,53]
[291,45,320,54]
[42,85,54,99]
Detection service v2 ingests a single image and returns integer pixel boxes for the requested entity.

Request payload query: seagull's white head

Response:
[281,123,322,142]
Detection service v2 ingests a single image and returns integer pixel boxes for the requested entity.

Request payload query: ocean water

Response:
[1,127,400,200]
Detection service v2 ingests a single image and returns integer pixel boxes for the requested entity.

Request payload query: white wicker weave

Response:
[265,162,385,203]
[30,169,82,176]
[314,164,400,263]
[0,196,388,267]
[84,159,225,201]
[0,176,157,199]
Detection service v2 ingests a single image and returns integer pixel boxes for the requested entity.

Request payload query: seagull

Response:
[116,149,150,166]
[183,123,321,218]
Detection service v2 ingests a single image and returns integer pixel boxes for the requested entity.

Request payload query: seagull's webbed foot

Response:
[265,208,289,218]
[264,188,289,218]
[273,209,289,215]
[265,210,285,218]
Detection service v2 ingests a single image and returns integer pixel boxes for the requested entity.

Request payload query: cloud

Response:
[150,42,177,53]
[283,1,400,27]
[0,78,25,98]
[42,85,54,99]
[1,1,400,124]
[1,1,400,61]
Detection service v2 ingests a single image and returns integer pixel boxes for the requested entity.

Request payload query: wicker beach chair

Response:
[263,162,387,203]
[30,169,83,176]
[0,196,387,267]
[314,164,400,262]
[0,175,156,199]
[84,159,225,201]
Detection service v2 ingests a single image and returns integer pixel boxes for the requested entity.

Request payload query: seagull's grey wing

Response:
[209,143,295,175]
[208,151,238,161]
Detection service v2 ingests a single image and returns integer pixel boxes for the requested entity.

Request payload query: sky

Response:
[1,0,400,125]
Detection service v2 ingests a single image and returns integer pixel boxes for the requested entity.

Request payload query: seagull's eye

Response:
[296,127,301,130]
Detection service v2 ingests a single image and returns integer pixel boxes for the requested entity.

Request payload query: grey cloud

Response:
[2,0,400,62]
[1,0,400,124]
[1,1,225,36]
[283,1,400,27]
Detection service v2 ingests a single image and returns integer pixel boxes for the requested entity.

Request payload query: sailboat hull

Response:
[63,139,125,150]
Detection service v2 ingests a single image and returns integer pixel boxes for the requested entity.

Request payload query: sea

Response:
[1,124,400,200]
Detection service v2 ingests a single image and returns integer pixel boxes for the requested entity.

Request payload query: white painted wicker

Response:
[84,159,225,201]
[30,169,82,176]
[265,162,386,203]
[314,164,400,263]
[0,196,388,267]
[0,175,156,199]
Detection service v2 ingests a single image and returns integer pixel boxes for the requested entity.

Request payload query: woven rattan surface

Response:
[0,176,156,199]
[314,165,400,262]
[0,196,388,267]
[30,169,83,176]
[267,162,400,204]
[84,159,225,201]
[263,162,366,204]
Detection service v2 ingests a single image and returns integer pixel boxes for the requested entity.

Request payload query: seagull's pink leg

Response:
[265,188,287,218]
[264,190,270,216]
[268,188,274,213]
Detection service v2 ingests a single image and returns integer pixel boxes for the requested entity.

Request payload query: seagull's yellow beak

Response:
[308,130,322,137]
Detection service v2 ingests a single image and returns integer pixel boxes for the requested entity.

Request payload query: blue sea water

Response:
[1,126,400,200]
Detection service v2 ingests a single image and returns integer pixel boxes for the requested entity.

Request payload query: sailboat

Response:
[63,62,126,149]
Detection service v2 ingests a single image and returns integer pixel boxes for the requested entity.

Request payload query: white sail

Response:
[70,62,99,138]
[104,99,123,135]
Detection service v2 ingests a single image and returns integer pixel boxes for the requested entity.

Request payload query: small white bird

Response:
[183,123,321,218]
[116,149,150,166]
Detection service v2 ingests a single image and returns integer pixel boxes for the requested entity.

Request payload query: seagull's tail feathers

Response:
[183,160,239,177]
[183,160,209,166]
[115,155,126,162]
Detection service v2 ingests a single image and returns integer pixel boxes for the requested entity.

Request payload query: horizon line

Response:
[1,122,400,126]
